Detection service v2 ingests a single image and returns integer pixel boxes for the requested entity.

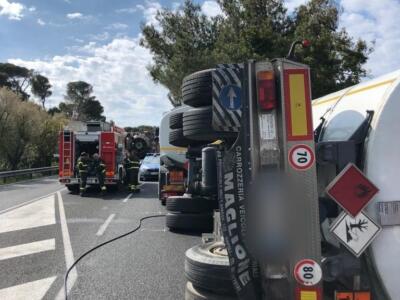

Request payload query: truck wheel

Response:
[166,195,217,213]
[66,184,79,194]
[182,69,213,107]
[183,106,236,141]
[169,128,201,147]
[166,212,213,232]
[169,112,184,129]
[185,242,234,295]
[185,282,238,300]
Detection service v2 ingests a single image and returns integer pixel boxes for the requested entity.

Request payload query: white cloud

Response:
[201,1,222,18]
[340,0,400,76]
[66,12,84,19]
[8,38,171,127]
[37,18,45,26]
[285,0,307,14]
[88,32,110,42]
[115,7,137,14]
[135,1,162,27]
[106,23,129,30]
[0,0,25,20]
[28,6,35,12]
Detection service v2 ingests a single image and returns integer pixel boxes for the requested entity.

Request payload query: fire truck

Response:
[58,121,126,193]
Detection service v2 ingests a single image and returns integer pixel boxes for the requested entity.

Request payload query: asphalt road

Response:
[0,178,200,300]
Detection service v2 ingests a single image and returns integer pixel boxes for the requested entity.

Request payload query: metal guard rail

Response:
[0,166,58,179]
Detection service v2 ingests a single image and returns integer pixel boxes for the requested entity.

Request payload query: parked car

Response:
[139,154,160,181]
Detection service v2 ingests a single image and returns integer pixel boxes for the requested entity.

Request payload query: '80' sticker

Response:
[294,259,322,286]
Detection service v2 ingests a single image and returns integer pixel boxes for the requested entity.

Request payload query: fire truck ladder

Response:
[62,131,73,176]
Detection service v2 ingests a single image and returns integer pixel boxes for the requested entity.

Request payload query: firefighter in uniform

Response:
[124,152,140,192]
[77,152,90,196]
[93,153,107,194]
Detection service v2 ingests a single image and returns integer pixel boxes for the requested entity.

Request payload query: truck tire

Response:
[66,184,79,194]
[166,195,217,213]
[185,282,238,300]
[183,106,236,141]
[182,69,213,107]
[169,128,203,147]
[185,242,234,295]
[169,112,184,129]
[166,212,213,232]
[169,128,191,147]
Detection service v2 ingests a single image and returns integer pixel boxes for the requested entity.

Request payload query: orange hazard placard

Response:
[283,69,313,141]
[335,292,354,300]
[335,291,371,300]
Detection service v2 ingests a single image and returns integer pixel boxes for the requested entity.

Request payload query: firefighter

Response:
[124,152,140,192]
[77,152,90,196]
[93,153,107,194]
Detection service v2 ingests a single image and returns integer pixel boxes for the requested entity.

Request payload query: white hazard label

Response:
[259,114,276,140]
[330,211,382,257]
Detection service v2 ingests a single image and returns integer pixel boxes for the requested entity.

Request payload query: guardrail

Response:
[0,166,58,183]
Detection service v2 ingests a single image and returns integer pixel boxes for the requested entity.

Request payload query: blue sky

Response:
[1,0,400,126]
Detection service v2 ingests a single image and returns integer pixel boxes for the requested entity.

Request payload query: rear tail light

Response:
[257,71,276,111]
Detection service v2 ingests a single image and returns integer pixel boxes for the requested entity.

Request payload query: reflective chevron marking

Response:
[0,195,55,234]
[0,239,55,261]
[0,276,57,300]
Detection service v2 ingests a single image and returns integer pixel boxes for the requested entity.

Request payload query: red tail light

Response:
[257,71,276,111]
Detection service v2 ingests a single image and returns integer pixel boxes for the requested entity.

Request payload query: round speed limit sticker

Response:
[288,144,315,170]
[294,259,322,286]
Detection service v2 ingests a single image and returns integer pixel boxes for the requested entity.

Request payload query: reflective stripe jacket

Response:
[77,157,90,173]
[124,158,140,170]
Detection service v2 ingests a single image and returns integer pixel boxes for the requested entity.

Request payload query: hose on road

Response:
[64,214,166,300]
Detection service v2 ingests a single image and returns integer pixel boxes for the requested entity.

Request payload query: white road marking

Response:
[122,193,133,203]
[0,239,55,261]
[0,195,56,234]
[55,191,77,300]
[0,188,66,215]
[0,276,56,300]
[96,214,116,236]
[140,228,167,232]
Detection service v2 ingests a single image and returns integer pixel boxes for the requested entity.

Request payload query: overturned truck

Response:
[179,55,399,300]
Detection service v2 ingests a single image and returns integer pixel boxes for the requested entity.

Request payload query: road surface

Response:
[0,177,200,300]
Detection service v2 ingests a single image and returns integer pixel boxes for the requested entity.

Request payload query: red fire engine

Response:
[58,121,125,192]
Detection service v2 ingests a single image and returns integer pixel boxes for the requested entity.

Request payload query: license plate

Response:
[151,172,158,175]
[87,178,97,184]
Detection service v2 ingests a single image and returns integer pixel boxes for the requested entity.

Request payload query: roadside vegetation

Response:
[141,0,373,106]
[0,63,106,171]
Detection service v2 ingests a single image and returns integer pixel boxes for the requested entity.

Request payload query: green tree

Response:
[0,88,67,170]
[0,63,32,101]
[141,0,371,102]
[293,0,372,97]
[63,81,105,121]
[140,0,221,106]
[31,74,52,109]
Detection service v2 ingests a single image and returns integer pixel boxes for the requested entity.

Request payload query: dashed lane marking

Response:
[0,239,55,261]
[96,214,116,236]
[122,193,133,203]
